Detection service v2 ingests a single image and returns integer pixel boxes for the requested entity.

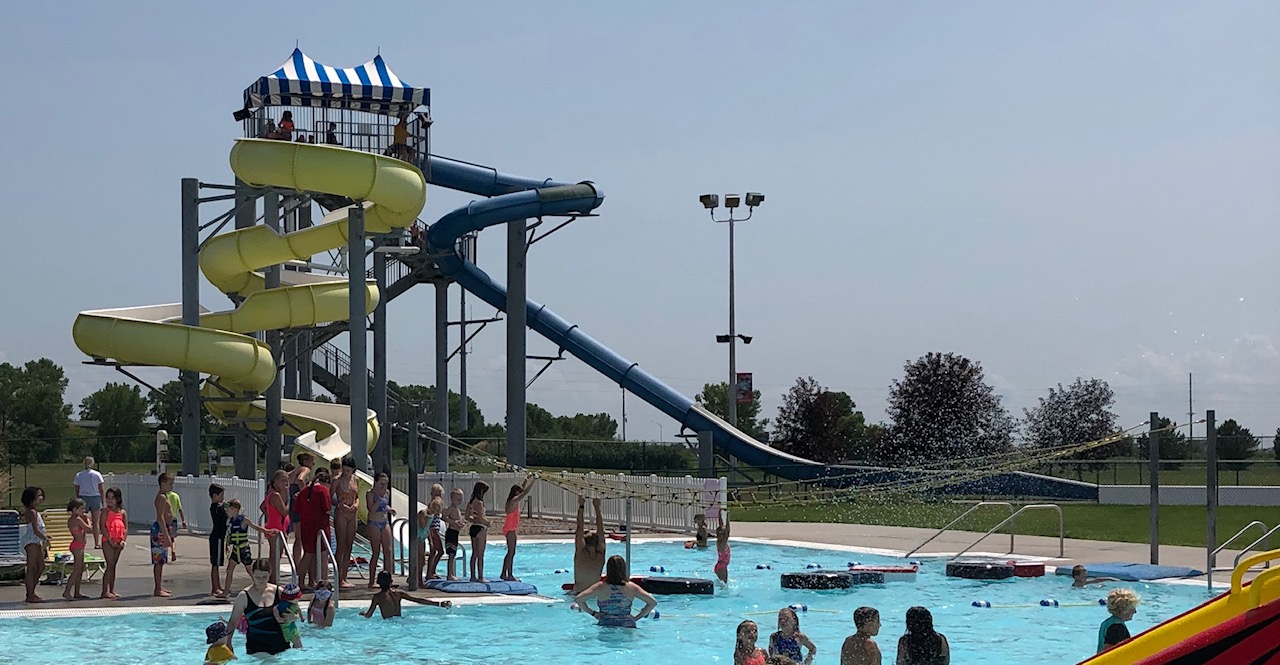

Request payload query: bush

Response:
[527,440,695,472]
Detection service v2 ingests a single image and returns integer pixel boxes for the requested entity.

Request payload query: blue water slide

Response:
[419,155,841,482]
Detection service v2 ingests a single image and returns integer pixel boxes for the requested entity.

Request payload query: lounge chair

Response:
[42,510,105,582]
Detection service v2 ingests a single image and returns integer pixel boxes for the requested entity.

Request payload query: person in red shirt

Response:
[277,111,295,141]
[296,467,332,590]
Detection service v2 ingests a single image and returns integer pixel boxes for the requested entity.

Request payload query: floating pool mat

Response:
[1053,562,1203,581]
[424,579,539,595]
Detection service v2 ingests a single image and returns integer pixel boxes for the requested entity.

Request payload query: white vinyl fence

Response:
[103,474,266,533]
[397,472,727,533]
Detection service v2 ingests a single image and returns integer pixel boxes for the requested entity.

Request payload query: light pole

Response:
[650,419,664,442]
[700,192,764,429]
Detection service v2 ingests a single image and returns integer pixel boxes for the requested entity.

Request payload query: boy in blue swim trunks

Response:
[151,473,175,597]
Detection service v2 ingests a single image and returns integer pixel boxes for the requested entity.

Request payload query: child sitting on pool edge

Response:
[204,620,235,665]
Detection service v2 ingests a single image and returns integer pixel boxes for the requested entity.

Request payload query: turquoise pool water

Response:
[0,540,1213,664]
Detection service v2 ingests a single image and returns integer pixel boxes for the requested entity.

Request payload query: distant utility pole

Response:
[1187,373,1194,445]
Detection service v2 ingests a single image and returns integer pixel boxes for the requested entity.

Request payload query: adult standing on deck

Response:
[573,495,607,594]
[332,456,360,589]
[72,456,104,549]
[226,559,292,656]
[297,467,332,591]
[287,453,313,573]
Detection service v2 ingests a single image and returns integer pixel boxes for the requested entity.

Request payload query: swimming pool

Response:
[0,539,1214,664]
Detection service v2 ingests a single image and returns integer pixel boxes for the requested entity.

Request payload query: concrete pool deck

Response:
[0,522,1250,615]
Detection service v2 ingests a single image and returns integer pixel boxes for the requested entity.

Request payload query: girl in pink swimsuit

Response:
[262,471,291,584]
[499,476,537,582]
[714,510,732,584]
[63,498,92,600]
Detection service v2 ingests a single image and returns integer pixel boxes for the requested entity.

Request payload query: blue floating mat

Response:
[1053,563,1202,581]
[424,579,539,595]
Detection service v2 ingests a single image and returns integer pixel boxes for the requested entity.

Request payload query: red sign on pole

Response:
[735,372,754,405]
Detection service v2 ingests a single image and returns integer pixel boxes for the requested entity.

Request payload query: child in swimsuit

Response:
[365,473,395,590]
[735,620,768,665]
[769,606,817,664]
[714,510,732,584]
[63,498,92,600]
[500,475,536,581]
[465,482,491,583]
[307,581,336,627]
[204,620,235,665]
[223,499,269,594]
[443,488,466,581]
[274,583,303,648]
[101,487,127,600]
[426,497,445,582]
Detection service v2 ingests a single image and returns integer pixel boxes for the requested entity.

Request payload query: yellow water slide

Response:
[1080,549,1280,664]
[72,139,426,505]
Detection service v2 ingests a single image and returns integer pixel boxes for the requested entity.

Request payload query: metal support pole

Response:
[264,191,283,476]
[506,218,528,467]
[434,281,450,472]
[407,408,421,591]
[621,389,627,441]
[727,217,738,430]
[459,286,469,434]
[348,206,369,473]
[1205,409,1217,582]
[625,497,633,571]
[372,237,390,474]
[233,179,257,479]
[698,431,714,478]
[179,178,202,476]
[297,200,314,401]
[1149,411,1160,565]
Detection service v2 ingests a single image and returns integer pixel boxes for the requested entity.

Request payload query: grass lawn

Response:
[2,463,158,509]
[733,500,1274,549]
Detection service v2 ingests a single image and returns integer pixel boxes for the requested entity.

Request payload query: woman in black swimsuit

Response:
[226,559,291,655]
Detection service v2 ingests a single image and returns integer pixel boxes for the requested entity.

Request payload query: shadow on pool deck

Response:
[0,522,1252,611]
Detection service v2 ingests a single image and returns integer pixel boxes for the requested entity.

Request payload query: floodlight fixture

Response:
[699,194,719,210]
[232,107,253,122]
[745,192,765,208]
[716,334,732,343]
[724,194,741,209]
[739,335,753,345]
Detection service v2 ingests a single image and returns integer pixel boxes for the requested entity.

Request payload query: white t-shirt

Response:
[74,469,104,496]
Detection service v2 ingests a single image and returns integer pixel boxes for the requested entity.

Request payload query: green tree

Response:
[524,403,617,441]
[147,379,221,435]
[885,352,1015,464]
[0,359,73,464]
[386,383,504,441]
[1022,378,1128,459]
[695,382,769,441]
[80,382,149,462]
[1137,416,1190,461]
[772,376,866,464]
[1215,419,1258,463]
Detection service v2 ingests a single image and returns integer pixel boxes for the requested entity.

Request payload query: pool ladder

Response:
[905,501,1065,560]
[1208,520,1277,590]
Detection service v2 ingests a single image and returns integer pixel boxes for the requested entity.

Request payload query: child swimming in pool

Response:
[734,619,767,665]
[274,583,303,648]
[307,581,336,627]
[685,513,710,549]
[361,571,452,619]
[768,606,816,664]
[204,620,235,665]
[714,510,732,584]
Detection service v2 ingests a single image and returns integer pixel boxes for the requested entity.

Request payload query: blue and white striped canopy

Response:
[243,49,429,116]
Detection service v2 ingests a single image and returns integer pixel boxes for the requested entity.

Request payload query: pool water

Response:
[0,540,1214,664]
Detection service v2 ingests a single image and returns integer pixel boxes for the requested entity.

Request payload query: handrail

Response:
[1207,520,1270,590]
[904,502,1014,558]
[1234,524,1279,568]
[392,517,410,576]
[272,531,299,587]
[1248,565,1280,610]
[316,529,339,607]
[950,504,1065,560]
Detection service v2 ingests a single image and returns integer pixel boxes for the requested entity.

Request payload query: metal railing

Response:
[1208,520,1276,589]
[904,502,1015,558]
[271,531,299,587]
[950,504,1065,560]
[316,529,339,606]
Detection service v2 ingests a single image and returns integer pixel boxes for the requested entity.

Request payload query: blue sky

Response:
[1,2,1277,444]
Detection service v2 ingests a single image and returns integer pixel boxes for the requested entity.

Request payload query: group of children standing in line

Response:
[411,475,538,584]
